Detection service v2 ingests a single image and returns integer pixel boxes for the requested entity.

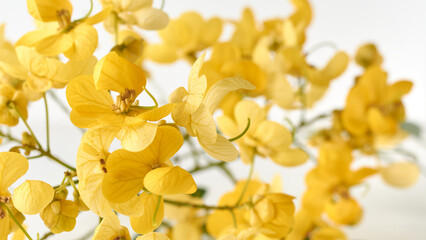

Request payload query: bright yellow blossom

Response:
[145,12,222,63]
[18,0,111,60]
[67,52,174,152]
[101,0,169,32]
[92,213,131,240]
[218,100,308,166]
[169,53,255,161]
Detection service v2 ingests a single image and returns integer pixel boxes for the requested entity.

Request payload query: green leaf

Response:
[400,122,422,138]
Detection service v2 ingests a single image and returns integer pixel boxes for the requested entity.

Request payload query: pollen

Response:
[112,88,137,113]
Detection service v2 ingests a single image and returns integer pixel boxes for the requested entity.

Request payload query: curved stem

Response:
[234,158,255,207]
[0,202,33,240]
[229,118,250,142]
[160,0,165,10]
[229,209,237,228]
[82,0,94,20]
[43,93,50,152]
[152,195,163,227]
[144,87,159,108]
[305,41,338,56]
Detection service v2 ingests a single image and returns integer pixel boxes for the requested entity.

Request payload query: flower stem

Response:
[0,202,33,240]
[234,158,255,207]
[229,118,250,142]
[10,102,43,150]
[152,195,163,227]
[43,93,50,152]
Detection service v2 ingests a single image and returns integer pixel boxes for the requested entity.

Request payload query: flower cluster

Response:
[0,0,420,239]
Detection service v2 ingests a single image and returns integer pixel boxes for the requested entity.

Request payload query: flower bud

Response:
[380,161,420,188]
[40,199,79,234]
[325,197,362,225]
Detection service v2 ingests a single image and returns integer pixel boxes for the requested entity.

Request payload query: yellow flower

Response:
[325,197,362,225]
[218,100,308,166]
[40,199,79,233]
[145,12,222,63]
[67,52,174,152]
[14,46,96,93]
[92,214,131,240]
[0,83,28,126]
[355,43,383,68]
[101,0,169,32]
[341,66,412,148]
[380,161,420,188]
[230,8,260,57]
[169,53,254,161]
[136,232,171,240]
[164,195,203,240]
[112,30,147,66]
[0,152,28,239]
[18,0,111,60]
[101,125,196,233]
[302,142,376,223]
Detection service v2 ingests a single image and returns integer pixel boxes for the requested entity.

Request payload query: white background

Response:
[1,0,426,239]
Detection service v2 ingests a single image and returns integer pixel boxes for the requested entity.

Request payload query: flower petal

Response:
[0,152,28,193]
[12,180,54,215]
[144,166,197,195]
[199,134,239,162]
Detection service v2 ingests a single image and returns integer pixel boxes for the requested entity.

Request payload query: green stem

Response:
[40,150,76,172]
[217,164,237,184]
[152,195,163,227]
[229,118,250,142]
[305,41,338,56]
[234,159,255,207]
[144,87,158,108]
[229,209,237,228]
[39,232,54,240]
[0,202,33,240]
[189,161,225,174]
[160,0,165,10]
[81,0,94,20]
[10,102,43,150]
[43,93,50,152]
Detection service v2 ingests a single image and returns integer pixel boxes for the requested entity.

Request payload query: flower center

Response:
[0,196,11,204]
[57,9,71,29]
[112,88,137,113]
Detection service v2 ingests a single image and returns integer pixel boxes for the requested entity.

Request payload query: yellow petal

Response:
[137,103,175,121]
[64,24,98,60]
[217,115,240,138]
[144,44,178,63]
[270,148,309,167]
[78,173,112,217]
[116,122,158,152]
[380,162,419,188]
[203,78,255,114]
[234,100,266,133]
[144,125,183,162]
[186,53,207,113]
[0,152,28,193]
[93,214,131,240]
[322,51,349,80]
[54,56,97,83]
[16,29,56,47]
[109,194,145,217]
[200,17,222,46]
[191,104,217,144]
[85,5,113,25]
[252,120,292,149]
[136,232,171,240]
[27,0,73,22]
[94,51,146,95]
[367,107,397,135]
[144,166,197,195]
[385,80,412,104]
[66,75,113,128]
[134,8,169,30]
[102,149,152,203]
[35,32,73,56]
[130,193,164,234]
[199,134,239,162]
[12,180,54,215]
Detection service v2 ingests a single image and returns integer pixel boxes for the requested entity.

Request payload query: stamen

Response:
[57,9,71,29]
[0,208,5,219]
[0,196,11,204]
[112,88,137,113]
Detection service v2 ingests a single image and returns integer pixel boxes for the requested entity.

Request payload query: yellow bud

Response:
[355,43,382,68]
[325,197,362,225]
[380,161,420,188]
[40,199,79,234]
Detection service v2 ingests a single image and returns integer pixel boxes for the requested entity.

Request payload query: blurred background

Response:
[1,0,426,239]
